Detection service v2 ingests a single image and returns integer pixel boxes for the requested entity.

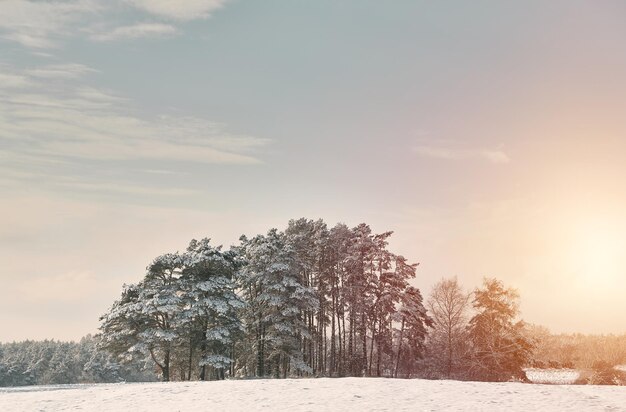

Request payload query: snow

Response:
[1,378,625,411]
[525,368,580,384]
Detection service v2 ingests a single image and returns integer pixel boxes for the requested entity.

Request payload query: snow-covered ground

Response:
[1,378,625,411]
[525,368,580,384]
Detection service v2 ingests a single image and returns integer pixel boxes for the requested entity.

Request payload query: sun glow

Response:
[569,217,625,286]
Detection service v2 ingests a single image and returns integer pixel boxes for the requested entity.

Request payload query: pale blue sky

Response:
[2,0,626,340]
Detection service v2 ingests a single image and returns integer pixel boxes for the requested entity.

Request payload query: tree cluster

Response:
[423,277,533,382]
[2,218,543,386]
[0,335,155,386]
[529,328,626,370]
[528,326,626,385]
[98,219,434,381]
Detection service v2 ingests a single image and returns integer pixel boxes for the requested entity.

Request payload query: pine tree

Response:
[392,285,433,377]
[467,278,533,382]
[237,229,318,378]
[343,223,377,376]
[181,238,243,380]
[285,218,330,375]
[99,253,185,381]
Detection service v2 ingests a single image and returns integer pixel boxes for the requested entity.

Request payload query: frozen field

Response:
[525,368,581,385]
[1,377,625,412]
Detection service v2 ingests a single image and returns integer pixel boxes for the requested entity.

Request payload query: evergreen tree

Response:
[467,278,533,382]
[285,218,330,375]
[181,238,243,380]
[99,253,185,381]
[237,229,318,377]
[394,286,433,377]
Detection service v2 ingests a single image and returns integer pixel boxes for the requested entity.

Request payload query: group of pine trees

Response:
[98,219,435,381]
[0,336,155,386]
[97,218,533,383]
[8,218,622,387]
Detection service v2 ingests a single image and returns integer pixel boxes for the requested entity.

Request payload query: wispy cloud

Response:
[0,0,99,49]
[26,63,98,79]
[126,0,228,21]
[413,145,510,164]
[0,72,33,88]
[0,0,231,49]
[91,22,178,42]
[54,181,200,197]
[0,63,270,198]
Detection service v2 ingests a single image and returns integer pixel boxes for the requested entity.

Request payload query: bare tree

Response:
[427,277,470,378]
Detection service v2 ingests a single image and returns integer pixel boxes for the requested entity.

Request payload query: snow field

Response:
[1,377,626,412]
[525,368,580,385]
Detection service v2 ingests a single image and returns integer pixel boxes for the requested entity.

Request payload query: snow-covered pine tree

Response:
[237,229,318,378]
[99,253,185,381]
[180,238,243,380]
[326,223,353,376]
[394,285,433,377]
[343,223,377,376]
[285,218,330,375]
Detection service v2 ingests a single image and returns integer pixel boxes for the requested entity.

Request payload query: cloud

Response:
[91,23,178,42]
[26,63,98,79]
[480,150,510,164]
[126,0,228,21]
[0,0,230,49]
[0,0,98,48]
[54,181,200,197]
[74,87,128,103]
[0,72,33,88]
[0,64,270,198]
[413,145,510,164]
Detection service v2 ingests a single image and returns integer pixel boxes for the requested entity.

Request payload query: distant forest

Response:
[2,218,625,386]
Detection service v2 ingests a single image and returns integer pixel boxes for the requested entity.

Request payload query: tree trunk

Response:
[187,335,193,381]
[394,317,405,378]
[447,325,453,378]
[330,289,336,375]
[348,307,354,375]
[257,321,265,377]
[361,312,367,376]
[163,349,170,382]
[368,317,376,376]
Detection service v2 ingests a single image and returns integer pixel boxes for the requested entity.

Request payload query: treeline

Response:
[529,327,626,370]
[5,218,623,387]
[0,335,155,386]
[97,218,532,383]
[524,327,626,385]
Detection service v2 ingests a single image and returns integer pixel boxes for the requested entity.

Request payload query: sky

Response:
[1,0,626,341]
